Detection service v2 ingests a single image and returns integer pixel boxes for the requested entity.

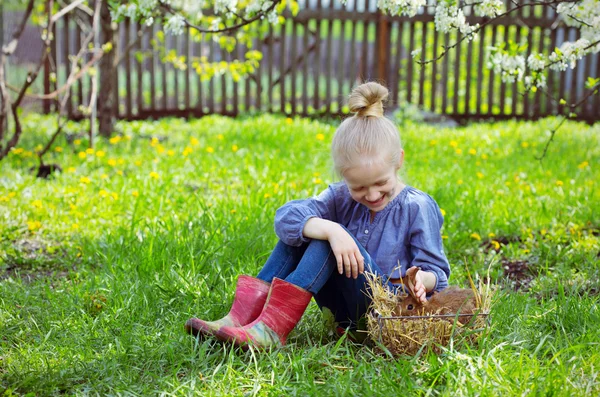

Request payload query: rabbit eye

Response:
[407,304,414,310]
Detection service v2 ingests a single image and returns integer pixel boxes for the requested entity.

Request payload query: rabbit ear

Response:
[405,266,420,300]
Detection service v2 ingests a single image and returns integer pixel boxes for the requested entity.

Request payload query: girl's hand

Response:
[326,224,365,279]
[407,266,428,305]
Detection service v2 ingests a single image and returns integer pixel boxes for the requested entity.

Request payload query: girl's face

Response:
[343,154,404,213]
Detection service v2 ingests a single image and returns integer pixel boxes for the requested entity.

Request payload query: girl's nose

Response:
[366,188,379,201]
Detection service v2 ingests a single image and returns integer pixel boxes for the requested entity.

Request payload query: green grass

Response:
[1,114,599,395]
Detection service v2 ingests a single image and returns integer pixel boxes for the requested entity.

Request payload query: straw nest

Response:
[365,272,494,356]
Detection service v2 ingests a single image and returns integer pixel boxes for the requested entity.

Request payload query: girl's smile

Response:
[343,157,405,213]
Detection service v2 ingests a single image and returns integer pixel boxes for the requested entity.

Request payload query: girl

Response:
[185,82,450,348]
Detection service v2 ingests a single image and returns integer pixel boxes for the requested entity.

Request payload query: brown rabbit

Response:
[393,267,478,321]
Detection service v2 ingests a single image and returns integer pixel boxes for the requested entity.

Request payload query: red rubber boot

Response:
[215,277,312,349]
[185,275,271,338]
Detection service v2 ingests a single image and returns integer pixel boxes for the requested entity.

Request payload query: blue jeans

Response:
[256,232,400,330]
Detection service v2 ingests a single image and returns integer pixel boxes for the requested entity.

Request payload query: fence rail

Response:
[41,0,600,122]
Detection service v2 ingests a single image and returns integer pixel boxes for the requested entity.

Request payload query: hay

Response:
[365,272,494,356]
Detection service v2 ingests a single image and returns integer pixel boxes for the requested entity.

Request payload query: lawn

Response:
[0,113,599,395]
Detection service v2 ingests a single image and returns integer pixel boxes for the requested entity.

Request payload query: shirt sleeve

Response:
[407,196,450,291]
[274,186,338,246]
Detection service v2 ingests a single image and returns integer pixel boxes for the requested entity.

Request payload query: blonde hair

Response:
[331,82,402,175]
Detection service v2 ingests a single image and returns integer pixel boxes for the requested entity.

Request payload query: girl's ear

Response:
[396,149,405,170]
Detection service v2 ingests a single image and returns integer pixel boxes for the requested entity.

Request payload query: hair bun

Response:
[348,82,389,118]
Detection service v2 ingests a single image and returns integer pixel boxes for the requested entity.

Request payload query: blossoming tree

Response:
[118,0,599,102]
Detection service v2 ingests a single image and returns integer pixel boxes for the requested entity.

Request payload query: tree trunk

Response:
[98,0,115,137]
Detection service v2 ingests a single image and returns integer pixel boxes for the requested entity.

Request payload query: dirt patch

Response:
[502,259,535,291]
[0,237,78,282]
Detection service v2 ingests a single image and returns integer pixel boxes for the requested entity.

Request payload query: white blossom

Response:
[165,14,185,35]
[434,3,479,37]
[471,0,504,18]
[549,38,591,71]
[377,0,426,18]
[527,53,546,71]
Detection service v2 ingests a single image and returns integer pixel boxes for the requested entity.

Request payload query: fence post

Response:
[376,11,389,85]
[43,0,51,114]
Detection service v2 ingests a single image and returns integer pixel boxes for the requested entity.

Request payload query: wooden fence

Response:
[44,0,600,122]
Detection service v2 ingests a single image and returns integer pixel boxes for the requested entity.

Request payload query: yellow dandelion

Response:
[55,147,63,153]
[78,151,87,159]
[264,193,271,199]
[116,170,123,176]
[190,137,200,146]
[8,192,15,198]
[450,141,458,148]
[217,134,224,141]
[132,190,139,198]
[156,145,165,154]
[108,159,117,167]
[109,136,121,145]
[442,235,448,240]
[488,232,496,238]
[521,142,529,148]
[31,199,43,209]
[111,192,118,200]
[80,176,91,184]
[27,221,42,231]
[470,232,481,241]
[125,135,131,141]
[313,178,322,184]
[12,147,24,155]
[455,148,463,155]
[183,147,193,156]
[476,172,484,179]
[522,249,530,254]
[149,171,160,180]
[72,223,79,230]
[316,133,325,141]
[35,144,43,152]
[0,196,9,203]
[232,145,239,152]
[206,147,214,153]
[556,180,563,186]
[457,179,463,185]
[134,160,142,166]
[96,150,106,158]
[541,229,547,236]
[578,161,589,169]
[99,189,109,198]
[505,181,511,187]
[481,154,489,160]
[440,208,446,216]
[230,209,237,214]
[118,159,125,165]
[100,174,109,180]
[86,148,95,155]
[151,137,159,147]
[285,117,293,125]
[468,148,477,155]
[22,150,34,158]
[69,204,77,210]
[491,240,500,250]
[429,140,437,146]
[290,182,297,189]
[167,150,175,157]
[74,139,82,145]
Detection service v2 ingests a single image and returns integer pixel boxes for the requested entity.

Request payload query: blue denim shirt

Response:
[274,182,450,291]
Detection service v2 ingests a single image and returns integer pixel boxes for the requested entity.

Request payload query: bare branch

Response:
[114,26,148,67]
[2,0,35,56]
[52,0,86,23]
[161,1,280,34]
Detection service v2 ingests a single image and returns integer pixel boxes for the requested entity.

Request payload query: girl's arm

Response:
[303,218,365,279]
